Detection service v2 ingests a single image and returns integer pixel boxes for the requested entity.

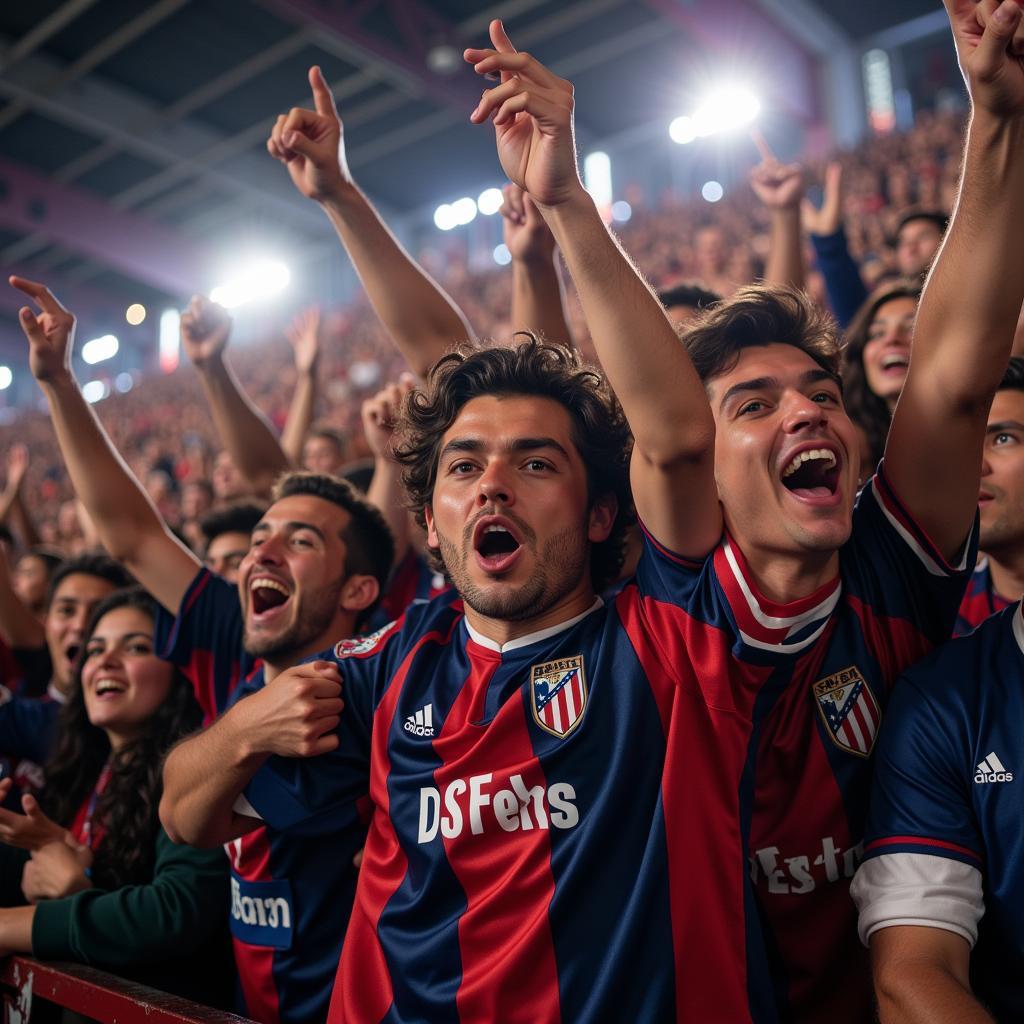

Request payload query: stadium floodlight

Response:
[451,197,478,226]
[81,334,119,365]
[477,188,504,216]
[493,244,512,266]
[434,203,457,230]
[611,200,632,223]
[669,116,696,145]
[0,366,11,390]
[125,303,146,326]
[583,151,613,211]
[210,260,290,310]
[701,180,725,203]
[82,380,109,404]
[671,84,760,144]
[159,308,181,374]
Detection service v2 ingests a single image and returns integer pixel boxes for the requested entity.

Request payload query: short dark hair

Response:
[46,552,134,608]
[658,282,722,313]
[998,356,1024,393]
[199,501,267,548]
[681,283,842,386]
[306,424,347,452]
[394,335,634,593]
[21,546,64,579]
[339,457,375,495]
[895,209,948,242]
[271,471,394,616]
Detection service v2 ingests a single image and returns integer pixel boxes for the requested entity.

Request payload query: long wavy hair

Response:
[42,587,201,889]
[842,281,922,468]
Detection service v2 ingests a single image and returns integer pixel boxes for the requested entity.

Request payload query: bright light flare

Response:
[159,309,180,374]
[669,116,696,145]
[0,367,11,391]
[125,303,146,326]
[583,151,613,213]
[702,180,724,203]
[670,84,760,144]
[210,260,290,309]
[82,380,109,404]
[477,188,504,216]
[493,244,511,266]
[81,334,119,365]
[451,197,477,226]
[611,200,632,223]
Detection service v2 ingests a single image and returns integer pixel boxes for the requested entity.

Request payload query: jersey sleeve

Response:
[852,665,984,946]
[153,568,251,719]
[0,690,59,763]
[632,521,711,609]
[241,621,404,837]
[847,463,978,679]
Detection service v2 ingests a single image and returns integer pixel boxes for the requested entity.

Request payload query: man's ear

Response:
[423,504,440,551]
[587,493,617,543]
[341,574,381,614]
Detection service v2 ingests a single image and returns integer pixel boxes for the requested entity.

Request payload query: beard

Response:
[243,577,345,661]
[436,519,590,622]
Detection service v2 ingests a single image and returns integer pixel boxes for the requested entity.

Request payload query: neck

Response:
[263,617,358,683]
[740,545,840,604]
[462,583,599,648]
[984,547,1024,603]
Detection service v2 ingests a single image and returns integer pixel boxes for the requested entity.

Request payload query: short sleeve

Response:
[633,521,711,609]
[154,568,252,719]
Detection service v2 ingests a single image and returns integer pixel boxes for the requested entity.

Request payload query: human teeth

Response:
[882,354,908,368]
[782,449,837,478]
[484,525,510,534]
[95,679,126,695]
[251,579,289,595]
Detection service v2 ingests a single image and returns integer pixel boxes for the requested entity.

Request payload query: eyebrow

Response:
[987,420,1024,435]
[719,368,839,412]
[88,632,154,646]
[252,520,326,541]
[439,436,571,460]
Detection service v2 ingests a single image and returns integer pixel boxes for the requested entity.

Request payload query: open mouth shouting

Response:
[780,445,841,504]
[472,516,524,574]
[248,574,293,624]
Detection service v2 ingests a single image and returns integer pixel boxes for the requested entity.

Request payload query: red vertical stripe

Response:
[330,629,450,1024]
[233,828,281,1024]
[432,649,562,1024]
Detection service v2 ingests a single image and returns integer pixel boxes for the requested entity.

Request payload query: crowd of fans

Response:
[1,4,1023,1022]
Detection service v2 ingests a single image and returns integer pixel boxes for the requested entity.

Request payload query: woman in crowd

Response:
[0,586,231,1006]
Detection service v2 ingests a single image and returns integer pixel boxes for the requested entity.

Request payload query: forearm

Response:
[511,254,573,347]
[38,375,166,564]
[0,553,44,648]
[810,227,868,328]
[542,191,713,464]
[876,964,993,1024]
[0,905,35,954]
[160,712,267,847]
[764,207,805,289]
[366,458,410,566]
[8,490,41,549]
[195,356,289,493]
[280,368,316,465]
[320,184,476,376]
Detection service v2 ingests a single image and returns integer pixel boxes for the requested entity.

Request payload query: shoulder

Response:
[332,593,464,666]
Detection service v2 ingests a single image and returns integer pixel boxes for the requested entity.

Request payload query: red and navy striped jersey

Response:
[854,602,1024,1020]
[241,467,973,1023]
[955,557,1012,636]
[367,548,450,633]
[155,571,365,1024]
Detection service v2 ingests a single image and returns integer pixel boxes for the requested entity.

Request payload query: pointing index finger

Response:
[750,128,775,164]
[489,18,517,53]
[309,65,339,119]
[9,275,69,316]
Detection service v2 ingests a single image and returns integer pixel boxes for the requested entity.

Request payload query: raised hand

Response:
[465,20,581,207]
[9,276,76,383]
[801,161,844,237]
[267,66,351,202]
[0,783,69,853]
[180,295,231,368]
[749,130,805,210]
[286,307,322,375]
[361,375,415,461]
[501,182,556,263]
[945,0,1024,116]
[5,444,29,494]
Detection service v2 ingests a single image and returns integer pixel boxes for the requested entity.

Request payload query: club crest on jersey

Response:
[334,620,394,659]
[814,666,881,758]
[530,655,587,739]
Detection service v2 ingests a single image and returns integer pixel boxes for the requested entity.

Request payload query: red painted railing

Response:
[0,957,255,1024]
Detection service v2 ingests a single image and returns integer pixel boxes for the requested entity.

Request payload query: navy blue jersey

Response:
[854,602,1024,1020]
[241,467,973,1024]
[955,558,1012,637]
[0,687,59,805]
[155,570,366,1024]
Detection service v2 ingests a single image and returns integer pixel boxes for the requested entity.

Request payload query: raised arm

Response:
[0,446,41,549]
[502,183,574,346]
[160,661,342,848]
[0,546,44,650]
[9,276,198,613]
[885,0,1024,562]
[181,296,290,495]
[268,67,477,378]
[466,22,720,557]
[749,131,806,289]
[280,307,321,464]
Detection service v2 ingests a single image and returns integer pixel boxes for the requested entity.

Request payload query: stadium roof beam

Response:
[0,155,210,297]
[0,0,100,74]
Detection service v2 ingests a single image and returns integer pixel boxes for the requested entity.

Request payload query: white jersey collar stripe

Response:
[465,597,604,654]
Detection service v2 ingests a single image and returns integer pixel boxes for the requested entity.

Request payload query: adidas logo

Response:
[404,703,436,738]
[975,751,1013,784]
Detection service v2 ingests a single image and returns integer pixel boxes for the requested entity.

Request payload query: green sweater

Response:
[32,826,233,1008]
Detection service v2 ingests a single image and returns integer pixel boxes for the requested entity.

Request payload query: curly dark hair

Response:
[42,587,201,889]
[842,280,922,468]
[393,335,634,593]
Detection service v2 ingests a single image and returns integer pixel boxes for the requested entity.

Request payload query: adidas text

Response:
[975,752,1013,784]
[404,703,435,738]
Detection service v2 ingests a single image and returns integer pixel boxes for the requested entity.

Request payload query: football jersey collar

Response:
[464,597,604,655]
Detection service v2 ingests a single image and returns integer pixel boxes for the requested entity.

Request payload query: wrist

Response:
[38,371,78,398]
[318,180,362,215]
[225,698,275,763]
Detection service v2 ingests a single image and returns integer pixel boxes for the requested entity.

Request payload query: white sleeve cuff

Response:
[233,792,263,820]
[851,852,984,947]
